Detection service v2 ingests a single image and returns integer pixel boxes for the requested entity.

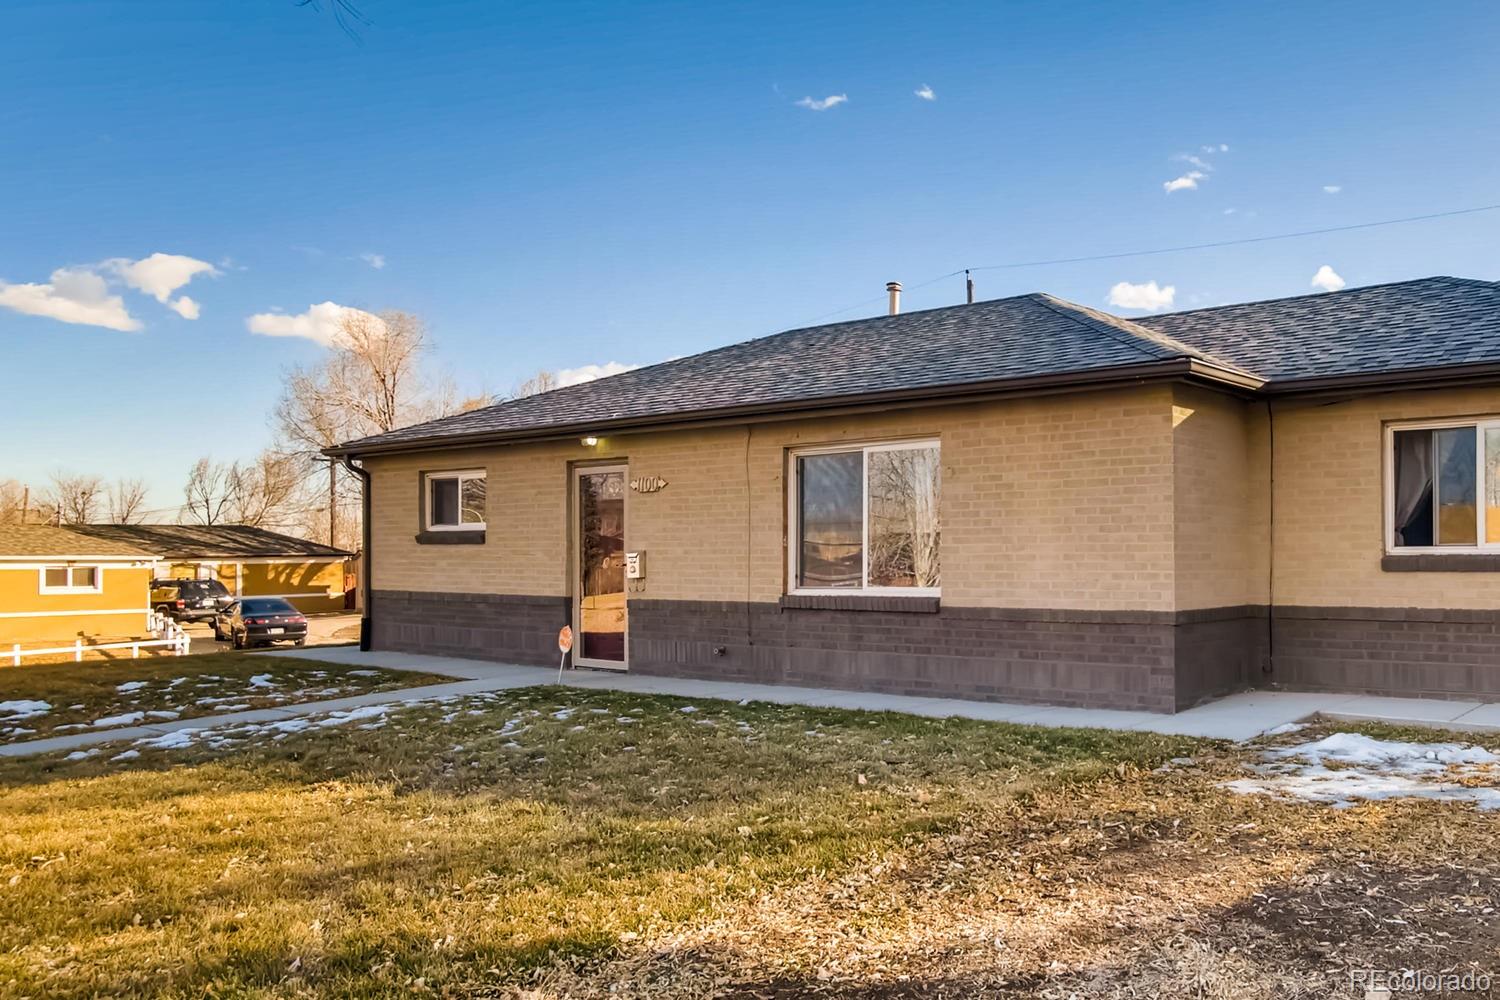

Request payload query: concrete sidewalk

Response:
[273,647,1500,740]
[7,646,1499,760]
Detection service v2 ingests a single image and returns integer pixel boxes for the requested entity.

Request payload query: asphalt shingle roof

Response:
[67,524,351,560]
[337,292,1245,452]
[1140,276,1500,383]
[333,275,1500,455]
[0,525,154,559]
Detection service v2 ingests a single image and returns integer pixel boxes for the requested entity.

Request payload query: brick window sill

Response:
[415,530,486,545]
[779,594,940,613]
[1382,554,1500,572]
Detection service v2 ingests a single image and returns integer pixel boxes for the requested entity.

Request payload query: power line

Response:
[803,201,1500,325]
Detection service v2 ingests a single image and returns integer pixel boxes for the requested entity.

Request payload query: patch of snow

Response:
[247,674,276,689]
[1264,722,1307,736]
[314,704,388,728]
[64,749,99,761]
[1225,732,1500,810]
[115,681,148,693]
[166,679,186,689]
[146,710,181,720]
[347,669,379,677]
[679,706,698,714]
[0,700,51,720]
[616,717,636,724]
[110,750,140,762]
[216,704,251,712]
[92,712,146,728]
[551,708,574,720]
[140,730,199,750]
[568,725,586,733]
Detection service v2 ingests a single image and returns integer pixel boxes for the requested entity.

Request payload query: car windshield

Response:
[241,598,297,615]
[181,580,230,597]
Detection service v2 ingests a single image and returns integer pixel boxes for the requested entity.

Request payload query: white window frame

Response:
[424,469,487,532]
[786,439,941,597]
[1384,416,1500,555]
[38,565,104,594]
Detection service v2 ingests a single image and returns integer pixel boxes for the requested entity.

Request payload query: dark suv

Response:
[151,578,233,622]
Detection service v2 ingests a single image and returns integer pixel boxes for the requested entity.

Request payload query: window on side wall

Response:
[1388,419,1500,552]
[425,470,487,531]
[789,441,941,594]
[39,565,101,593]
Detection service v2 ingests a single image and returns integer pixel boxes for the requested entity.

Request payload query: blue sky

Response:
[3,0,1498,515]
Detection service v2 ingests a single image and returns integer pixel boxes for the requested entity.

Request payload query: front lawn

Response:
[1,691,1497,998]
[0,652,449,741]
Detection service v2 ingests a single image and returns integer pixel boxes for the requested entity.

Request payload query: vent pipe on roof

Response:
[886,281,902,316]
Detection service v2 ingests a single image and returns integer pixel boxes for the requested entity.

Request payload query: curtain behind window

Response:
[1393,430,1434,547]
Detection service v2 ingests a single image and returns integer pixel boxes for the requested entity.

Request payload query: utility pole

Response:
[328,459,338,547]
[20,485,28,525]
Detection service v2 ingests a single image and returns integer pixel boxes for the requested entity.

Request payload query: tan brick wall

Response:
[366,385,1181,613]
[1270,386,1500,609]
[1170,385,1263,610]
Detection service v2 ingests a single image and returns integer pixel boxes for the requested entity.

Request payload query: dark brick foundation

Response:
[372,590,569,665]
[628,600,1266,713]
[370,592,1500,711]
[1270,606,1500,700]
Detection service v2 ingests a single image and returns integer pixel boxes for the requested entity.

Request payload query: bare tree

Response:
[275,308,463,546]
[45,472,105,525]
[106,478,150,524]
[227,451,309,528]
[511,370,559,398]
[182,459,235,526]
[0,480,26,524]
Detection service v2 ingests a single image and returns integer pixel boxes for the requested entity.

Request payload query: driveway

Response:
[185,611,362,655]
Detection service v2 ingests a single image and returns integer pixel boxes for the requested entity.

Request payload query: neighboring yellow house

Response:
[71,524,353,614]
[0,525,158,645]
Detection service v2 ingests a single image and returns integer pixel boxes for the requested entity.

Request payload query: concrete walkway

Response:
[7,646,1499,760]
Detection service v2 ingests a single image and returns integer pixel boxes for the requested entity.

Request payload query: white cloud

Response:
[1310,265,1346,292]
[1107,280,1176,312]
[556,361,639,387]
[360,252,386,269]
[245,301,380,346]
[914,84,935,101]
[1223,207,1238,215]
[1178,154,1212,171]
[1163,171,1204,193]
[795,94,847,111]
[104,252,218,305]
[1202,143,1229,153]
[0,267,140,331]
[1323,184,1342,194]
[169,295,200,319]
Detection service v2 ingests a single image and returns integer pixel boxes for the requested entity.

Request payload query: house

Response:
[327,276,1500,712]
[0,525,158,645]
[69,524,353,614]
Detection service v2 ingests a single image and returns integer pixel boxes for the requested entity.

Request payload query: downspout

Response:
[1263,400,1275,676]
[340,455,373,652]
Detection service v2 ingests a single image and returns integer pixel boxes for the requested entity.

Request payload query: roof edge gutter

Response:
[326,358,1264,460]
[1263,361,1500,397]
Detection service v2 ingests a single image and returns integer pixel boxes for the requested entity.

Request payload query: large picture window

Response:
[1389,419,1500,551]
[425,470,487,531]
[790,441,940,594]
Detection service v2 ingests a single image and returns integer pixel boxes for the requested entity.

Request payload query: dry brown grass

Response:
[1,692,1497,999]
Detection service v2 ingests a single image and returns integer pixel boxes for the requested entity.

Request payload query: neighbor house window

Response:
[425,470,487,530]
[790,441,940,593]
[39,565,101,593]
[1389,419,1500,551]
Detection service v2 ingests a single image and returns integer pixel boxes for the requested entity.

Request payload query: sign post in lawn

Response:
[556,625,573,683]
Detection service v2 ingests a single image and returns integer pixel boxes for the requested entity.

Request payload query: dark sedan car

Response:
[213,598,309,649]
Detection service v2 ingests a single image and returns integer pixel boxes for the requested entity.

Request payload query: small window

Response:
[1390,419,1500,552]
[39,565,102,593]
[790,441,941,594]
[426,470,486,530]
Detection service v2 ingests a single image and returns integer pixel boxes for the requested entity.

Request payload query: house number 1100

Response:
[630,476,669,494]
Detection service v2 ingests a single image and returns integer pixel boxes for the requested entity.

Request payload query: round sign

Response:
[557,625,574,653]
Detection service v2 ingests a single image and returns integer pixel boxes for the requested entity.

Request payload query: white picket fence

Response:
[7,611,191,666]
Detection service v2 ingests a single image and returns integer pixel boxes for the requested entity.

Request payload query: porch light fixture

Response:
[581,435,599,446]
